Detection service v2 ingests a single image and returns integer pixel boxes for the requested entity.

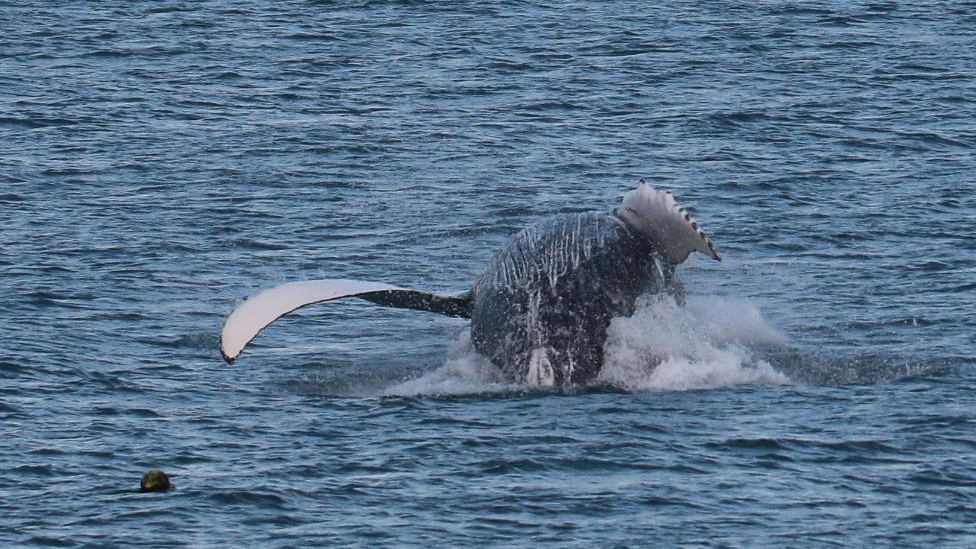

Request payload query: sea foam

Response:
[384,294,789,396]
[599,295,790,391]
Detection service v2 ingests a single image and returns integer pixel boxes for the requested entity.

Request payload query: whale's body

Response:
[470,212,675,385]
[219,182,720,387]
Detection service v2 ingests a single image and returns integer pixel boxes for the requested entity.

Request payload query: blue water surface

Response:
[2,1,975,547]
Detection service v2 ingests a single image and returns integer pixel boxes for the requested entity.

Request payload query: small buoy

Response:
[140,470,171,493]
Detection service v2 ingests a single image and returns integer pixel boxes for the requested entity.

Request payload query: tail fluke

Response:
[616,180,722,264]
[219,279,472,364]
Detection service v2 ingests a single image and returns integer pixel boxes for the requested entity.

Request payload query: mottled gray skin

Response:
[469,212,680,386]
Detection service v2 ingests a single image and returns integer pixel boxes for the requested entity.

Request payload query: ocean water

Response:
[2,1,975,546]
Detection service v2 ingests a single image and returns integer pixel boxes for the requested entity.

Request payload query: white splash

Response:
[383,294,790,396]
[599,295,790,391]
[381,331,519,397]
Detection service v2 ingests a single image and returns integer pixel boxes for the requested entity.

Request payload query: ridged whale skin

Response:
[219,181,721,387]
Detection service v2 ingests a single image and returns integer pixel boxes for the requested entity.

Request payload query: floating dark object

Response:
[140,469,171,493]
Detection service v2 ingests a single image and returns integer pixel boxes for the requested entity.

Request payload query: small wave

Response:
[0,361,30,375]
[152,332,217,350]
[26,536,74,547]
[0,116,77,129]
[12,464,55,477]
[285,32,341,42]
[208,490,289,508]
[226,238,290,251]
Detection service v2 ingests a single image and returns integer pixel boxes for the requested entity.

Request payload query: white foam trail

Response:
[599,295,790,391]
[383,294,790,396]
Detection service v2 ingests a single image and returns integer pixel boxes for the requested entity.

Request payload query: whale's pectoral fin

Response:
[219,279,472,364]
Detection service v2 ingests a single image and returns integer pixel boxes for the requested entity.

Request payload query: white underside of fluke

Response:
[220,279,404,363]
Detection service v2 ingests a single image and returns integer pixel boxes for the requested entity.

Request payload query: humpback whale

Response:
[219,181,721,387]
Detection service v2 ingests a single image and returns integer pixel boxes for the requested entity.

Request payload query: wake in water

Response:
[383,295,790,396]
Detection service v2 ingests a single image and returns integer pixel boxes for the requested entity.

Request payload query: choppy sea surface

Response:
[3,1,976,547]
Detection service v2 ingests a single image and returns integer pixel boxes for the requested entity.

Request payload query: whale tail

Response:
[616,180,722,264]
[219,279,472,364]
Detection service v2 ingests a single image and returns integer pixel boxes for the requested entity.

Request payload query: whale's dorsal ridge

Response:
[616,181,721,264]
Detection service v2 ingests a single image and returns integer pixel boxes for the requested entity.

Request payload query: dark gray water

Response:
[2,1,975,547]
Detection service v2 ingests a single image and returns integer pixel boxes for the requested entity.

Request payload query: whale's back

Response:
[470,212,669,385]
